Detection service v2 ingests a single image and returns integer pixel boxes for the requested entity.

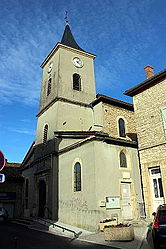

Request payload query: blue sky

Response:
[0,0,166,162]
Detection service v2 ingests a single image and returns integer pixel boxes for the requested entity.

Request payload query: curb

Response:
[13,221,149,249]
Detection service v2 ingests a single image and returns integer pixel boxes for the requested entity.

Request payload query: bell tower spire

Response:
[61,18,84,52]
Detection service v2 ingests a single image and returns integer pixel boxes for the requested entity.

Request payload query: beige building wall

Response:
[133,78,166,217]
[35,102,94,144]
[58,139,142,231]
[93,102,104,131]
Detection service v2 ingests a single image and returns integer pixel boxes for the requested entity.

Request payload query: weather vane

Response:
[65,11,69,25]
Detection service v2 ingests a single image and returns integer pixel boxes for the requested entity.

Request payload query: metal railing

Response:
[37,217,82,238]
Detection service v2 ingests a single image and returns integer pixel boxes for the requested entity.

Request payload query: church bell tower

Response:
[39,23,96,112]
[36,22,96,144]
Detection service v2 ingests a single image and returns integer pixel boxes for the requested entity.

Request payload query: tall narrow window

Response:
[25,179,29,209]
[43,124,48,144]
[120,151,127,168]
[74,162,81,191]
[73,73,81,91]
[119,118,126,137]
[47,78,52,96]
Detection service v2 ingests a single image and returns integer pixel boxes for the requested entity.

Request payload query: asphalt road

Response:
[0,222,117,249]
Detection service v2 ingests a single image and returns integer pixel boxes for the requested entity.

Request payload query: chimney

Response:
[144,65,154,79]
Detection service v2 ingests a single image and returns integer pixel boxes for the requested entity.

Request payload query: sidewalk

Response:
[31,220,151,249]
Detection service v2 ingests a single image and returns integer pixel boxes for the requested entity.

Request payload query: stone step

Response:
[11,217,34,226]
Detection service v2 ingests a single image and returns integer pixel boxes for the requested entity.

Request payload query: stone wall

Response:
[132,78,166,217]
[133,79,166,150]
[102,103,136,141]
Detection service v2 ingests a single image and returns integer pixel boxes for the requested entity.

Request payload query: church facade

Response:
[21,24,144,231]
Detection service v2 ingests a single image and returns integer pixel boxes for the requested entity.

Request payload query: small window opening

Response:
[73,73,81,91]
[120,151,127,168]
[47,78,52,96]
[43,124,48,144]
[74,162,81,191]
[119,118,126,137]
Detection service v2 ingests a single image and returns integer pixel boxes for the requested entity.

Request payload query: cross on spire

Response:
[65,11,69,25]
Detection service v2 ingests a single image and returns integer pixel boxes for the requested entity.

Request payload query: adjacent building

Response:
[0,161,23,218]
[125,66,166,218]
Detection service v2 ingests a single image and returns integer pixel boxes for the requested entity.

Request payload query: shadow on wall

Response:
[126,133,137,141]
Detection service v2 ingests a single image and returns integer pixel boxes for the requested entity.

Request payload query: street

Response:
[0,222,117,249]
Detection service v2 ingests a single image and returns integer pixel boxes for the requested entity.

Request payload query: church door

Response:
[38,180,46,217]
[121,183,132,219]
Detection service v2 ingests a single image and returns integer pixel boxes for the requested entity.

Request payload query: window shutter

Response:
[161,108,166,134]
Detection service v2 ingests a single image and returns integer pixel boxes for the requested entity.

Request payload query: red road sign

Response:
[0,151,5,171]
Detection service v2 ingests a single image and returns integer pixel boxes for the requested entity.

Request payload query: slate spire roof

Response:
[61,23,84,52]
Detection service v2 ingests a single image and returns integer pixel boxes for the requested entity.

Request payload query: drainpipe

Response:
[137,150,147,219]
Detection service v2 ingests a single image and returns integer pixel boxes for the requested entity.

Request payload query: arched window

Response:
[118,118,126,137]
[43,124,48,144]
[120,151,127,168]
[47,78,52,96]
[25,179,29,209]
[74,162,81,191]
[73,73,81,91]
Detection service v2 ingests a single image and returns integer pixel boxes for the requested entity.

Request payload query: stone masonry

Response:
[102,103,136,141]
[132,78,166,217]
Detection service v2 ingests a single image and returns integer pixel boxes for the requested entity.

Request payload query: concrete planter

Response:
[99,219,118,231]
[104,224,134,241]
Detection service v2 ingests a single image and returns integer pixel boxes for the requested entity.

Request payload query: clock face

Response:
[48,62,53,73]
[73,57,83,68]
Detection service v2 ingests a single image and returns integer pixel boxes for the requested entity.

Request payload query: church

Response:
[21,22,144,231]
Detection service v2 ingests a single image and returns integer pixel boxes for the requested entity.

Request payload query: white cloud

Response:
[11,128,36,136]
[0,4,62,107]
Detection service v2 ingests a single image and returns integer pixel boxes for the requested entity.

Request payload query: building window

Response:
[43,124,48,144]
[120,151,127,168]
[74,162,81,191]
[161,108,166,135]
[47,78,52,96]
[73,73,81,91]
[118,118,126,137]
[25,179,29,209]
[153,179,164,198]
[150,167,164,199]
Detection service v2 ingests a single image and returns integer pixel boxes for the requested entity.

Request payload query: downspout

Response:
[137,150,146,219]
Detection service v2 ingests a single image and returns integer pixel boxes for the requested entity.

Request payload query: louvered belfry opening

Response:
[73,73,81,91]
[47,78,52,96]
[43,124,48,144]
